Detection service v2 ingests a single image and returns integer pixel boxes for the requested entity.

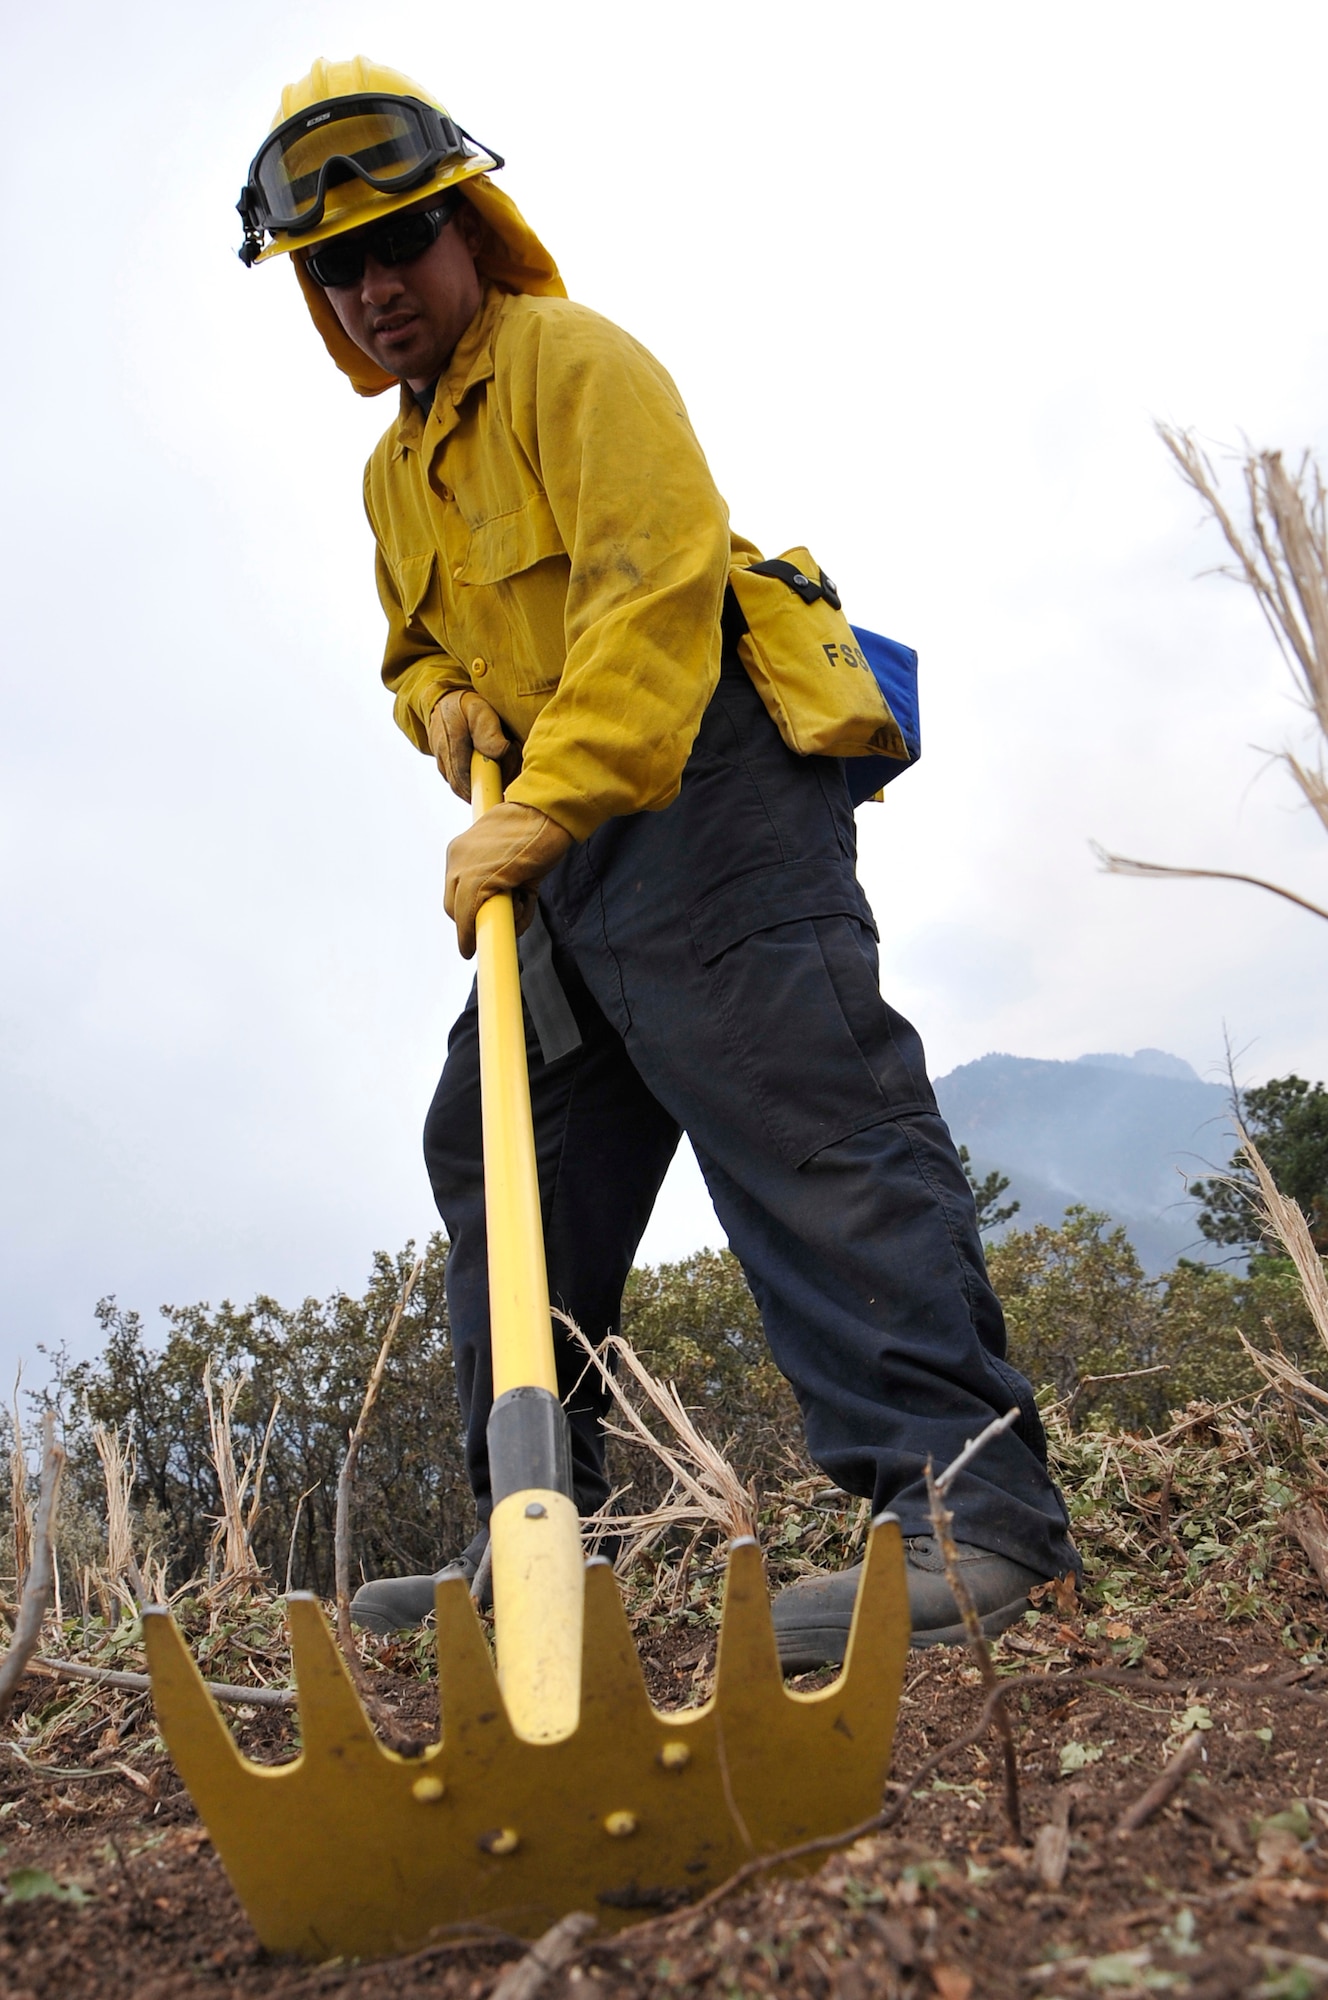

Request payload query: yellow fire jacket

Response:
[361,283,757,838]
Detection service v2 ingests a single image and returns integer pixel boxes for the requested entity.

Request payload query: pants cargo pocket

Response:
[689,861,935,1167]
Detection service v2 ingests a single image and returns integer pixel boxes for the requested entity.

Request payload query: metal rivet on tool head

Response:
[603,1810,638,1838]
[478,1827,520,1855]
[658,1741,691,1771]
[524,1501,547,1518]
[411,1774,445,1803]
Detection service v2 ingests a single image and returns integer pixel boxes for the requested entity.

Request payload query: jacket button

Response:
[472,657,488,678]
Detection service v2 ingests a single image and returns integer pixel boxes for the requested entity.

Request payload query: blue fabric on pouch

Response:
[844,626,921,806]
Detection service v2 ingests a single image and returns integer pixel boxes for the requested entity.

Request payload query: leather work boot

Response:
[772,1536,1047,1670]
[350,1529,491,1635]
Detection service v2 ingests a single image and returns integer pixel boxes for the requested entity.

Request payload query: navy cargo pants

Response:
[425,647,1077,1581]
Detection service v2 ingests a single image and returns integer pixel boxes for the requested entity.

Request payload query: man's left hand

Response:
[444,804,574,958]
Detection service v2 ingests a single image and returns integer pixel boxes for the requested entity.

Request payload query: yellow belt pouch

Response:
[728,548,908,763]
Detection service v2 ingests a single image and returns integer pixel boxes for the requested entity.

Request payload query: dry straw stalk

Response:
[561,1315,755,1573]
[1098,427,1328,917]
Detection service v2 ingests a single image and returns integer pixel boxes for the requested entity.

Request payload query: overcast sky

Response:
[3,0,1326,1383]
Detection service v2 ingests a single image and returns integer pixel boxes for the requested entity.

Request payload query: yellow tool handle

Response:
[471,755,557,1398]
[470,752,583,1742]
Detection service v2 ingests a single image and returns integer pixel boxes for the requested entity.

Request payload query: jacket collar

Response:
[391,283,506,459]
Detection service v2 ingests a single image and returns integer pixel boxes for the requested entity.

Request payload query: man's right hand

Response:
[427,691,515,801]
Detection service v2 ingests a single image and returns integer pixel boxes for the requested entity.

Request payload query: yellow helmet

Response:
[236,56,502,267]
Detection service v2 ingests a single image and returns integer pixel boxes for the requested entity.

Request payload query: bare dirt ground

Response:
[3,1585,1327,2000]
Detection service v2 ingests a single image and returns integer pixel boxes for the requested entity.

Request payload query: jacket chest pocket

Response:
[453,495,568,695]
[390,552,446,644]
[394,550,439,622]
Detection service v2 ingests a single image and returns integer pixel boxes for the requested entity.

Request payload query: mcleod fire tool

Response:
[141,756,911,1958]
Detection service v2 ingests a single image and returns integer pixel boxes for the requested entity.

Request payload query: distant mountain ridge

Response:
[933,1049,1234,1273]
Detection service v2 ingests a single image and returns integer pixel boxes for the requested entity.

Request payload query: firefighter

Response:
[236,58,1077,1660]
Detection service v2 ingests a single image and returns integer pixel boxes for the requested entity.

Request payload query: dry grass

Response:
[1228,1127,1328,1493]
[202,1362,279,1590]
[560,1313,756,1582]
[1097,426,1328,917]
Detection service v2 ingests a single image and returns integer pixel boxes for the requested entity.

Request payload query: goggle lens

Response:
[257,103,436,225]
[304,194,461,288]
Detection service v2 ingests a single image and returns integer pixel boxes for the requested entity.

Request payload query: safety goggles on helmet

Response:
[303,191,464,288]
[236,92,501,266]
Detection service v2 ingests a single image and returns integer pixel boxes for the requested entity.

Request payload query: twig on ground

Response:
[334,1257,424,1670]
[488,1911,597,2000]
[925,1470,1021,1839]
[30,1654,296,1710]
[1114,1729,1206,1835]
[0,1412,66,1724]
[927,1412,1023,1838]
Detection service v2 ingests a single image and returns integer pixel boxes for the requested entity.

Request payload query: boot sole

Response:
[776,1591,1030,1674]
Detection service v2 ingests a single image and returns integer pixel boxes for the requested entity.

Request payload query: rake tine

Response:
[284,1593,382,1763]
[714,1537,783,1700]
[578,1556,657,1725]
[434,1572,516,1747]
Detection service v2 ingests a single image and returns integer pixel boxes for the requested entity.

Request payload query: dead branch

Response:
[30,1653,295,1710]
[0,1413,66,1723]
[488,1911,597,2000]
[1091,845,1328,923]
[8,1374,31,1598]
[284,1481,321,1597]
[334,1257,424,1666]
[1064,1364,1171,1420]
[1114,1729,1206,1835]
[925,1451,1021,1839]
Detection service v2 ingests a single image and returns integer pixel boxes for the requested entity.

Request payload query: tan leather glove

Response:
[444,803,574,958]
[427,691,517,801]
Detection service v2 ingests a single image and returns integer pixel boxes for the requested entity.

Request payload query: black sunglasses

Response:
[304,191,464,288]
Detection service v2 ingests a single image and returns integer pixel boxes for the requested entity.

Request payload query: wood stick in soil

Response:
[926,1413,1023,1840]
[1114,1729,1206,1836]
[488,1911,597,2000]
[1284,1498,1328,1593]
[0,1411,66,1723]
[334,1257,424,1669]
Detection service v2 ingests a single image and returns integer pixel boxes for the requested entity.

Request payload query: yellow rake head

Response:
[142,1520,909,1958]
[142,753,911,1957]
